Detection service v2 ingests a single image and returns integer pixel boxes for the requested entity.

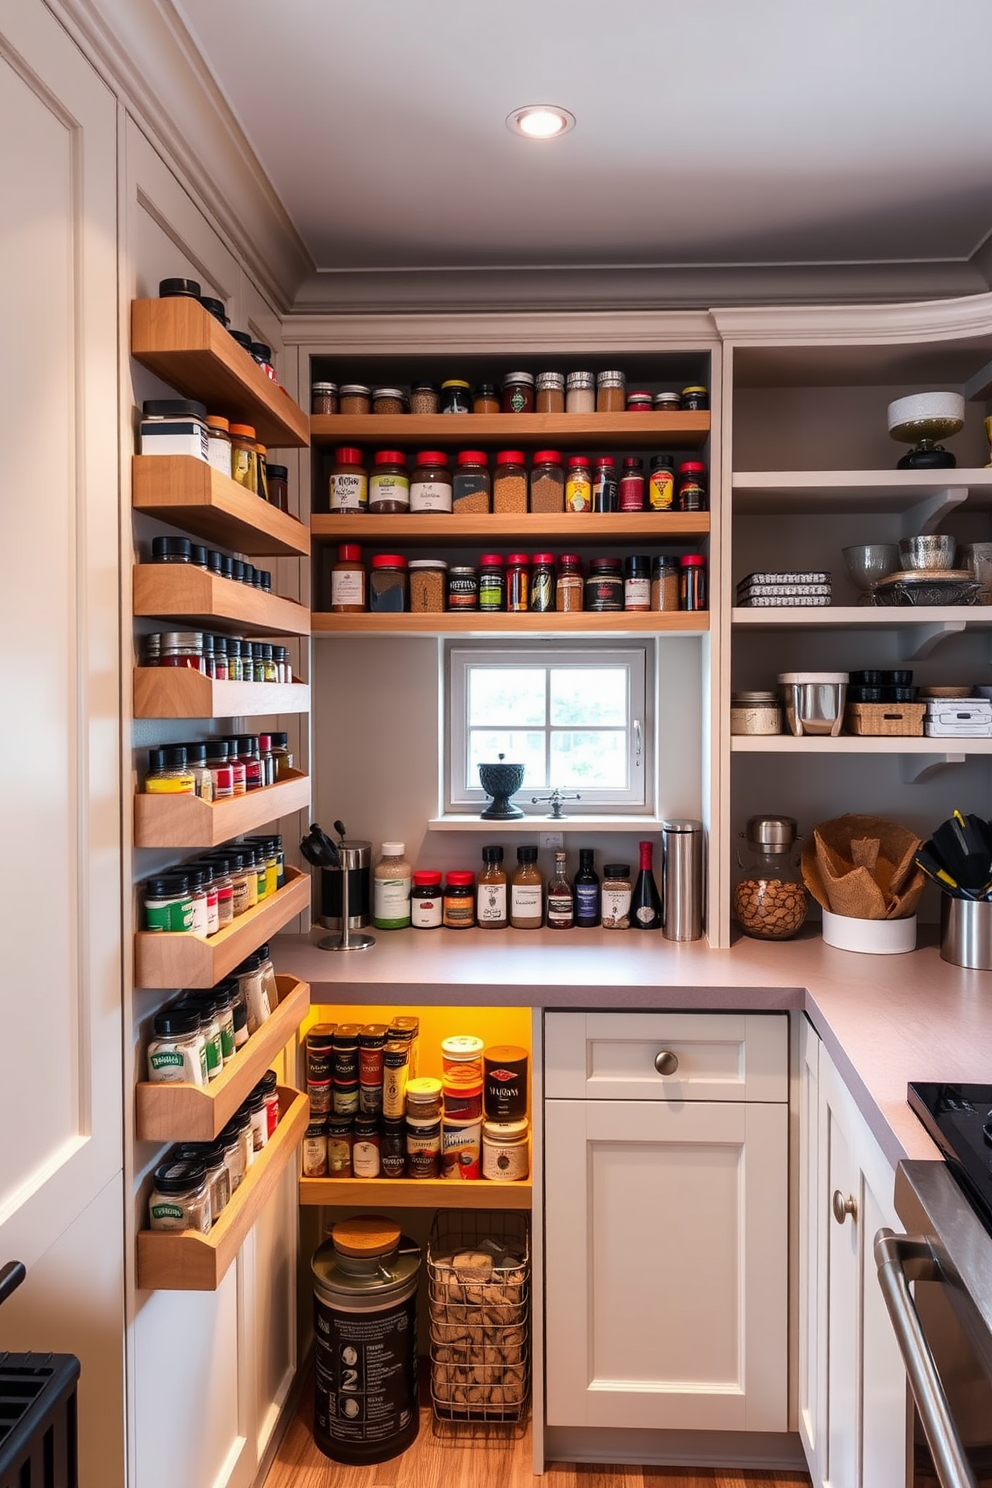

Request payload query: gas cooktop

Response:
[909,1082,992,1236]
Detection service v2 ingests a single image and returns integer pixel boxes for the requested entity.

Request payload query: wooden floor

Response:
[263,1384,811,1488]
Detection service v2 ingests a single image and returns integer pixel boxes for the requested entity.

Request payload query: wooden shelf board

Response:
[133,771,310,848]
[311,512,710,546]
[135,977,310,1142]
[733,468,992,514]
[133,565,311,637]
[299,1176,531,1210]
[310,411,710,450]
[730,736,992,755]
[131,299,309,448]
[312,613,708,636]
[132,456,309,557]
[428,814,665,833]
[135,867,310,989]
[137,1086,309,1290]
[732,605,992,630]
[133,668,310,719]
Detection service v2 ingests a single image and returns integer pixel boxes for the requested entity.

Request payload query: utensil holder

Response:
[940,897,992,970]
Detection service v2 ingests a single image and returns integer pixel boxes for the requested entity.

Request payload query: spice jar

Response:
[328,446,368,513]
[452,450,491,513]
[530,553,555,613]
[619,455,645,511]
[651,555,680,610]
[160,632,205,670]
[447,566,478,611]
[150,536,193,564]
[565,455,592,512]
[626,390,653,413]
[678,460,707,511]
[369,450,409,513]
[680,554,707,611]
[410,382,440,414]
[731,692,783,736]
[339,384,371,414]
[359,1025,388,1114]
[369,554,408,612]
[410,451,452,512]
[566,371,595,414]
[205,416,233,477]
[556,553,584,612]
[381,1118,406,1177]
[648,455,675,511]
[530,450,564,513]
[267,463,289,512]
[372,386,408,415]
[302,1119,328,1177]
[596,371,626,412]
[482,1119,530,1182]
[406,1076,443,1120]
[374,842,412,929]
[506,553,529,613]
[473,383,500,414]
[443,871,475,928]
[352,1117,381,1177]
[681,385,709,410]
[311,381,339,415]
[653,391,682,412]
[601,864,632,927]
[593,456,618,512]
[502,371,535,414]
[229,424,258,490]
[411,870,443,928]
[624,555,651,611]
[330,544,366,612]
[585,558,624,611]
[536,371,565,413]
[149,1158,211,1233]
[140,398,209,462]
[326,1118,354,1176]
[477,554,505,612]
[510,846,543,928]
[147,1006,207,1084]
[476,845,508,928]
[441,1036,485,1085]
[406,1113,441,1178]
[409,559,447,613]
[440,379,471,414]
[492,451,528,514]
[734,815,808,940]
[145,745,195,795]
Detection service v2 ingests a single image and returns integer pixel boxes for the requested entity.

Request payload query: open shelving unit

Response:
[133,566,311,636]
[133,668,309,719]
[312,611,708,636]
[134,770,310,849]
[132,455,310,557]
[299,1174,531,1210]
[310,411,710,450]
[311,511,709,546]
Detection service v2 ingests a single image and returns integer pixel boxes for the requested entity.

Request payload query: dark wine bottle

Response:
[631,839,663,930]
[573,847,601,927]
[546,850,574,929]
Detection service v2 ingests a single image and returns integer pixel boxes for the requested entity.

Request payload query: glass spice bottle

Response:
[596,371,626,413]
[145,746,195,795]
[506,553,529,613]
[229,424,258,490]
[410,451,452,512]
[479,554,506,612]
[502,372,535,413]
[592,456,618,513]
[330,543,366,612]
[492,451,528,514]
[328,447,368,513]
[472,383,500,414]
[339,384,371,414]
[681,385,709,411]
[452,450,491,513]
[529,450,565,513]
[476,845,508,928]
[556,553,584,612]
[266,463,289,512]
[565,371,595,414]
[651,556,680,611]
[369,554,408,612]
[680,554,707,611]
[410,382,440,414]
[374,841,412,930]
[619,455,645,511]
[585,559,624,612]
[546,850,574,928]
[624,555,652,611]
[648,455,675,511]
[311,381,339,415]
[678,460,707,511]
[443,871,476,928]
[535,371,565,413]
[530,553,555,613]
[368,450,409,513]
[565,456,592,512]
[440,380,471,414]
[631,840,663,930]
[510,846,543,928]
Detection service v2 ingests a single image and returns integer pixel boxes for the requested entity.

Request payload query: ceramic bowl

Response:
[899,534,957,571]
[841,544,900,592]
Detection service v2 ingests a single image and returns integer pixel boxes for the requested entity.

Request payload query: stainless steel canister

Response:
[939,897,992,971]
[319,841,372,930]
[662,819,704,941]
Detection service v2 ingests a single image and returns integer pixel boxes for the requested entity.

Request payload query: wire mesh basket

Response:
[427,1210,530,1426]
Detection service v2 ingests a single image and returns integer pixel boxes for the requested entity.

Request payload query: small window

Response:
[446,644,651,814]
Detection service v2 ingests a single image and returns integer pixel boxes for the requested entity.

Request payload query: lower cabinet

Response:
[543,1011,789,1433]
[799,1017,910,1488]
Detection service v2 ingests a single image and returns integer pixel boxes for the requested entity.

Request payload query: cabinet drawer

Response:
[544,1011,787,1102]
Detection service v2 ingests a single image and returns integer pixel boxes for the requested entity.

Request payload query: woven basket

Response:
[845,702,926,737]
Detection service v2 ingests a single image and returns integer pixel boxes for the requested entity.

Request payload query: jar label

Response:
[566,477,591,511]
[410,480,452,512]
[602,885,632,927]
[482,1135,530,1182]
[547,893,573,925]
[370,472,410,508]
[206,434,232,477]
[624,577,651,609]
[511,883,542,916]
[619,474,644,511]
[477,882,507,923]
[479,575,506,610]
[352,1139,381,1177]
[329,471,367,511]
[411,895,443,928]
[648,470,674,510]
[331,570,365,606]
[375,875,412,926]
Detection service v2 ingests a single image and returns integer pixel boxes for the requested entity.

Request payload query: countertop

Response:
[271,923,992,1171]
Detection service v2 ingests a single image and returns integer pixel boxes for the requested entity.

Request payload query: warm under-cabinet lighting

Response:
[506,104,575,139]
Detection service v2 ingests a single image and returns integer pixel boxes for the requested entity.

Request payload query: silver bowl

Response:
[899,534,957,571]
[842,543,900,593]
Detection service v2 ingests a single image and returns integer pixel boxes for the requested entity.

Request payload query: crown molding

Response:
[712,288,992,346]
[44,0,313,312]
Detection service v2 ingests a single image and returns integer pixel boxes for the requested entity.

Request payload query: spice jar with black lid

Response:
[473,383,500,414]
[159,277,201,299]
[369,450,409,513]
[267,464,289,512]
[440,379,471,414]
[369,554,408,612]
[585,559,624,612]
[502,371,535,414]
[151,535,193,563]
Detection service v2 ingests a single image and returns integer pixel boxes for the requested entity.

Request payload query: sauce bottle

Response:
[477,846,508,928]
[510,846,543,929]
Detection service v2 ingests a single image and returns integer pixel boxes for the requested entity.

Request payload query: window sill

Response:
[428,814,666,833]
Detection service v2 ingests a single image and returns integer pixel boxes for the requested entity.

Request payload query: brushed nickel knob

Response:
[832,1189,858,1225]
[654,1050,679,1076]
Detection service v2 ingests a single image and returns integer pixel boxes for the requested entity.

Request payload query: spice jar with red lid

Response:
[678,460,707,512]
[530,553,555,613]
[506,553,530,613]
[556,554,584,612]
[618,456,645,511]
[369,450,409,513]
[680,554,707,611]
[443,871,476,929]
[369,554,409,612]
[410,451,452,513]
[626,390,654,412]
[328,447,367,513]
[565,456,592,513]
[493,451,527,514]
[479,554,506,612]
[330,544,367,613]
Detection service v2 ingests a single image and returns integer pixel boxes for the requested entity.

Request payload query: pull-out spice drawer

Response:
[543,1011,788,1102]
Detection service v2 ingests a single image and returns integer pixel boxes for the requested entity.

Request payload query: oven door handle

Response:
[874,1228,978,1488]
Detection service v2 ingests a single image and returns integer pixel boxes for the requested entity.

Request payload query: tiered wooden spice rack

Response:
[133,669,309,719]
[132,455,310,557]
[299,1173,531,1211]
[134,771,310,849]
[133,566,311,637]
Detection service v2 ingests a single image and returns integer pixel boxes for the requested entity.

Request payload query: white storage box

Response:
[821,908,917,955]
[924,699,992,738]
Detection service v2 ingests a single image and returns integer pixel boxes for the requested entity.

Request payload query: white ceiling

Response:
[169,0,992,304]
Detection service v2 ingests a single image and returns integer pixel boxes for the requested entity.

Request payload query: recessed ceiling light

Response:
[506,105,575,140]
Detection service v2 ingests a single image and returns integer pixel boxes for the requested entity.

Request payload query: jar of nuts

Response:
[733,816,808,941]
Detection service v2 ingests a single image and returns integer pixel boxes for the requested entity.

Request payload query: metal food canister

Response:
[661,820,704,942]
[483,1045,529,1121]
[312,1216,421,1464]
[319,841,372,930]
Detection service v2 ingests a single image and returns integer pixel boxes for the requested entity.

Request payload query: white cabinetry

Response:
[544,1012,788,1434]
[800,1020,910,1488]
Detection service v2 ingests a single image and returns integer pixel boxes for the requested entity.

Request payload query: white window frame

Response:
[445,642,652,816]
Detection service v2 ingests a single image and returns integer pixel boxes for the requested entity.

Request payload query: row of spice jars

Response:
[312,375,709,416]
[326,447,707,514]
[139,398,289,510]
[148,536,274,591]
[147,1071,281,1232]
[146,961,280,1086]
[302,1110,529,1183]
[158,277,280,385]
[142,733,294,797]
[142,632,293,681]
[142,839,285,933]
[329,547,707,614]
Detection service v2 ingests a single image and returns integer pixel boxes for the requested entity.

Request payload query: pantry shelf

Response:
[311,613,708,637]
[299,1175,531,1210]
[135,977,310,1142]
[310,511,710,546]
[132,456,310,557]
[732,605,992,630]
[131,299,309,448]
[732,469,992,516]
[730,736,992,755]
[133,770,310,848]
[310,411,710,450]
[428,814,666,833]
[137,1086,309,1291]
[133,566,311,637]
[133,668,310,719]
[134,867,310,988]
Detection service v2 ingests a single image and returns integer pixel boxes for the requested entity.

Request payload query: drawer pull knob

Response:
[832,1189,858,1225]
[654,1050,679,1076]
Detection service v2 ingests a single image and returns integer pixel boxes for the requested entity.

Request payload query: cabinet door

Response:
[797,1015,821,1479]
[544,1097,788,1432]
